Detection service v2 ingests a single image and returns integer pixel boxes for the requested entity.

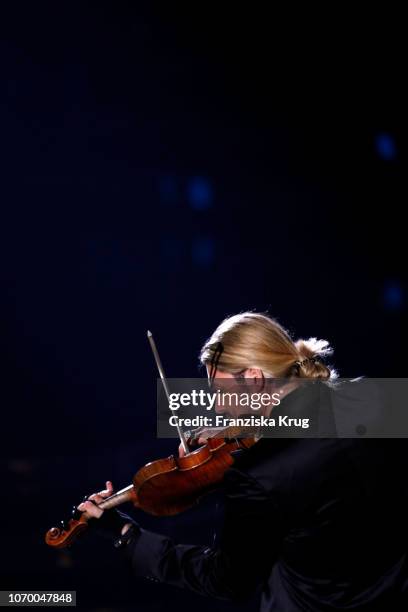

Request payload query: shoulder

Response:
[227,437,357,495]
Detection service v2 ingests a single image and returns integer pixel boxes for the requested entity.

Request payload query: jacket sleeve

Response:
[121,467,284,601]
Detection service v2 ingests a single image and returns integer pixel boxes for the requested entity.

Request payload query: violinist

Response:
[76,312,408,611]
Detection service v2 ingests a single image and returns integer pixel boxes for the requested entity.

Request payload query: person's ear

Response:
[243,368,263,380]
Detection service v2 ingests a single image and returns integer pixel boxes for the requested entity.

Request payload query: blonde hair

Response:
[200,312,336,380]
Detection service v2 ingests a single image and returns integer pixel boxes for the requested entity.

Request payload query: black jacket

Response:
[118,382,408,611]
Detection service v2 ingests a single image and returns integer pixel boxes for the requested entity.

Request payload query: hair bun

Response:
[294,338,336,380]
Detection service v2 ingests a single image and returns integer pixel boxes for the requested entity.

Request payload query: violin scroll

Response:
[45,506,89,548]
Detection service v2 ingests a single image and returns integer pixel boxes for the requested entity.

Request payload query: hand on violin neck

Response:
[77,481,135,539]
[77,480,114,519]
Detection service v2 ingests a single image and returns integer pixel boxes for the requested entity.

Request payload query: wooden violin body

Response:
[133,435,255,516]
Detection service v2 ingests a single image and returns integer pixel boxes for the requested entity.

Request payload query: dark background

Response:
[1,3,406,610]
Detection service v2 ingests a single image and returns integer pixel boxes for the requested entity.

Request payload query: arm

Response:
[83,470,284,601]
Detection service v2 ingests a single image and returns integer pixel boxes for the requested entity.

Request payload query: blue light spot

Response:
[187,177,213,211]
[383,281,404,311]
[192,237,215,267]
[375,133,397,161]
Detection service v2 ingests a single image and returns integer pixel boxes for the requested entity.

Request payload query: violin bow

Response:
[147,330,189,455]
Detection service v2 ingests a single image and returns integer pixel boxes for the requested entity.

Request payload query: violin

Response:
[45,332,257,549]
